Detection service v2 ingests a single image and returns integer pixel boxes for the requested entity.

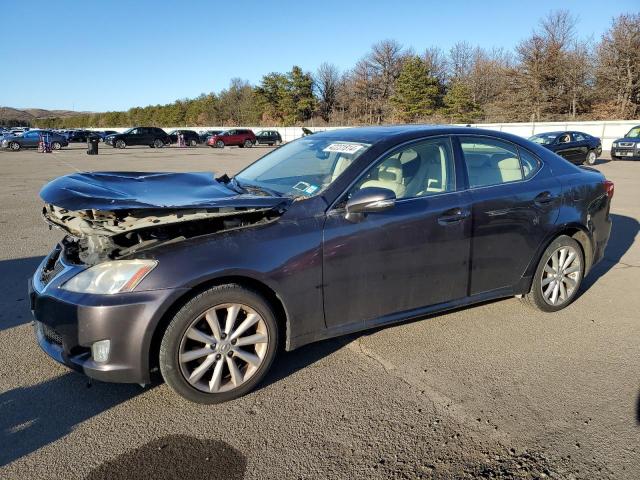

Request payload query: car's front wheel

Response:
[216,140,225,149]
[522,235,584,312]
[585,150,597,165]
[51,141,62,150]
[9,141,20,151]
[159,284,279,403]
[115,139,126,149]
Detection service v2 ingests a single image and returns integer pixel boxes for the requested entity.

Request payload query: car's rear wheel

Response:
[190,139,197,147]
[243,139,253,148]
[522,235,584,312]
[10,141,20,151]
[153,138,164,148]
[159,284,279,403]
[585,150,597,165]
[51,141,62,150]
[216,140,225,149]
[115,139,126,149]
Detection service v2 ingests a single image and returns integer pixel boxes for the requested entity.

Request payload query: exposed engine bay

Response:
[39,171,289,265]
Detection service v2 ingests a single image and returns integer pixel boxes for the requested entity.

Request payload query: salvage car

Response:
[104,127,170,149]
[528,131,602,165]
[30,126,613,403]
[167,129,201,147]
[206,129,256,148]
[2,129,68,150]
[610,125,640,160]
[254,130,283,146]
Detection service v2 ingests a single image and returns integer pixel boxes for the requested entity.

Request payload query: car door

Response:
[458,135,562,295]
[22,130,39,147]
[225,130,238,145]
[322,136,472,330]
[571,132,589,162]
[552,133,574,161]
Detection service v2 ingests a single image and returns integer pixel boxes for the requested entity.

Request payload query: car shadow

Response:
[0,372,146,467]
[0,256,43,332]
[257,336,352,392]
[580,214,639,292]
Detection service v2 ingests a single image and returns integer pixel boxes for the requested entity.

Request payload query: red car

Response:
[207,129,256,148]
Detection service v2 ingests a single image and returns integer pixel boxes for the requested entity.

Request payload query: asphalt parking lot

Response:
[0,144,638,479]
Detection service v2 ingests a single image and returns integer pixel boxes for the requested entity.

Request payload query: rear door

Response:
[571,132,589,163]
[457,135,562,295]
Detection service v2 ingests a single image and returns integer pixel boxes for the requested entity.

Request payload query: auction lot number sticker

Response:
[323,143,364,155]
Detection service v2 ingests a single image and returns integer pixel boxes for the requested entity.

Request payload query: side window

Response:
[518,148,541,179]
[460,136,523,187]
[573,133,585,141]
[350,137,455,200]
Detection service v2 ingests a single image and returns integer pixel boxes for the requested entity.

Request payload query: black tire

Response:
[586,149,597,165]
[51,141,62,150]
[243,139,253,148]
[9,141,20,151]
[153,138,164,149]
[521,235,584,312]
[115,139,126,149]
[216,140,225,149]
[159,284,280,404]
[190,139,197,147]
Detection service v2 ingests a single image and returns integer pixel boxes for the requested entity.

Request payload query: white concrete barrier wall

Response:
[89,120,639,151]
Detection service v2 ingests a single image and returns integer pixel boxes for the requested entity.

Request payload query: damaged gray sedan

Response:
[30,126,612,403]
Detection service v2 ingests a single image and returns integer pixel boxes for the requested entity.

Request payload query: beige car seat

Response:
[360,157,406,198]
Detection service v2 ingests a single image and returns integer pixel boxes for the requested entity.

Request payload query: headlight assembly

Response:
[61,259,157,294]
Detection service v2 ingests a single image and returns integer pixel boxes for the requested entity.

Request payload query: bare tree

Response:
[595,13,640,118]
[314,62,340,123]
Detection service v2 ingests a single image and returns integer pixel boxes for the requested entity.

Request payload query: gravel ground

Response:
[0,144,638,479]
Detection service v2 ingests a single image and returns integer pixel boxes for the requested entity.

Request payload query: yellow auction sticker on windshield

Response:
[323,143,364,155]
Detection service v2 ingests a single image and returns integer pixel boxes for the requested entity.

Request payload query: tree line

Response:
[36,11,639,130]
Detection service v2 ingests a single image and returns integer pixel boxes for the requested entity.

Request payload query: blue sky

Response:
[0,0,636,112]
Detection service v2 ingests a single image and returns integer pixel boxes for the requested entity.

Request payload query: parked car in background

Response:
[255,130,282,146]
[199,130,223,143]
[610,125,640,160]
[31,126,613,403]
[1,129,68,150]
[528,131,602,165]
[207,129,256,148]
[105,127,170,149]
[167,129,200,146]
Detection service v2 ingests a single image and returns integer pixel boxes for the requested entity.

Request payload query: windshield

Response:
[235,137,372,197]
[625,127,640,138]
[122,128,135,135]
[529,133,557,145]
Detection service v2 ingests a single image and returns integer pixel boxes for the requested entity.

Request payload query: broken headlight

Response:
[61,260,157,294]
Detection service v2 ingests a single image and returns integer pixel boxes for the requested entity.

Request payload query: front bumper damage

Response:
[30,249,187,384]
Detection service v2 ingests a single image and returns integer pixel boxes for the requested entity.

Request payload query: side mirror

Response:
[345,187,396,221]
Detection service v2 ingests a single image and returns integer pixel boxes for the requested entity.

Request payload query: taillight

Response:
[604,179,614,198]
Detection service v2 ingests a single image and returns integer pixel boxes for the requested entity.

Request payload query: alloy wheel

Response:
[178,303,269,394]
[116,140,126,149]
[540,246,581,306]
[51,142,61,150]
[586,151,596,165]
[154,139,163,148]
[10,142,20,150]
[216,140,224,148]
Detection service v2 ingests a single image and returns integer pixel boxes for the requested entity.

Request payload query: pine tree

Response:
[443,82,482,123]
[390,56,440,122]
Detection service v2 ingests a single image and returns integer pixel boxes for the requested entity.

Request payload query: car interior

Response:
[351,141,455,199]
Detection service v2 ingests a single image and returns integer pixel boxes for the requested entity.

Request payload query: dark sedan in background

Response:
[529,131,602,165]
[1,129,68,150]
[30,126,613,404]
[611,125,640,160]
[167,129,200,146]
[105,127,170,149]
[255,130,283,146]
[199,130,223,143]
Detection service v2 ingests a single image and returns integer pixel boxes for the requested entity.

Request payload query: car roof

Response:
[311,125,527,144]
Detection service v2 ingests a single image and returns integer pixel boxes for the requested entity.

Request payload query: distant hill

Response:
[0,106,92,123]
